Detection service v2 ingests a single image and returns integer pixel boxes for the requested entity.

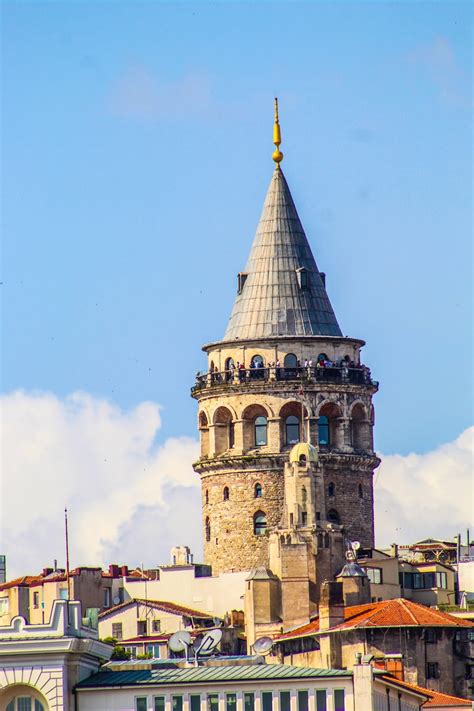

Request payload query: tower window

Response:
[301,511,308,526]
[318,415,329,445]
[285,415,300,445]
[358,483,363,498]
[284,353,298,369]
[223,486,229,501]
[253,511,267,536]
[205,489,209,505]
[327,509,340,524]
[205,517,211,542]
[254,416,268,446]
[328,482,335,497]
[254,483,262,498]
[251,354,264,367]
[237,272,248,294]
[229,422,235,448]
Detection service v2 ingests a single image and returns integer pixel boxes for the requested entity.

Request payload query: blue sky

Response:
[2,3,472,452]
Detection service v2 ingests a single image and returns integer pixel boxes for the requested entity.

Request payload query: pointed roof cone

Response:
[223,168,343,340]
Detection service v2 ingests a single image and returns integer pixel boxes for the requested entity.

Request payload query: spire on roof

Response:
[223,105,342,340]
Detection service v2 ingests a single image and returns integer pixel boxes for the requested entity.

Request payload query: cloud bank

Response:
[1,390,472,579]
[1,391,201,578]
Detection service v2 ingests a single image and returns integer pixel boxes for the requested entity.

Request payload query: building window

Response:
[137,620,147,636]
[261,692,272,711]
[358,483,363,498]
[103,588,111,607]
[205,489,209,505]
[59,588,68,600]
[0,598,9,615]
[285,415,300,445]
[253,511,267,536]
[154,697,165,711]
[251,354,264,367]
[328,482,335,497]
[237,272,248,293]
[112,623,123,640]
[172,696,183,711]
[229,421,235,448]
[298,691,309,711]
[426,662,440,679]
[301,511,308,526]
[424,628,438,644]
[146,644,161,658]
[436,571,448,589]
[152,619,161,632]
[136,699,148,711]
[318,415,329,445]
[205,517,211,542]
[365,567,383,584]
[334,690,345,711]
[284,353,298,369]
[33,591,40,609]
[254,483,262,498]
[7,701,45,711]
[190,697,201,711]
[327,509,340,524]
[255,416,268,446]
[280,692,291,711]
[244,693,255,711]
[316,690,327,711]
[208,695,219,711]
[223,486,230,501]
[296,268,308,290]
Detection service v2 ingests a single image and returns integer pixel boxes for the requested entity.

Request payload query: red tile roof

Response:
[98,598,216,620]
[381,676,472,707]
[275,598,474,640]
[121,634,171,643]
[0,575,44,591]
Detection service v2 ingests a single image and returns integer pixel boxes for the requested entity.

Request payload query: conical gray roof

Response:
[224,169,342,340]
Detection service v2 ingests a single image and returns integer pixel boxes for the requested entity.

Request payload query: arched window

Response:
[205,489,209,505]
[6,700,45,711]
[299,454,307,464]
[225,357,235,370]
[251,354,264,367]
[254,416,268,446]
[328,482,335,497]
[205,517,211,542]
[358,483,363,498]
[317,353,328,364]
[254,483,262,498]
[225,357,235,382]
[285,415,300,445]
[318,415,330,445]
[284,353,298,369]
[327,509,340,524]
[253,511,267,536]
[223,486,229,501]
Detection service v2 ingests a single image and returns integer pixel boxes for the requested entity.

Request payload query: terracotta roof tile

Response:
[381,676,472,707]
[98,598,216,621]
[275,598,474,640]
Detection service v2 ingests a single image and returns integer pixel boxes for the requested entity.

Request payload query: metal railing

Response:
[192,365,376,391]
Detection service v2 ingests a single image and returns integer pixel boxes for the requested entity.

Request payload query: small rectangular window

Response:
[190,696,201,711]
[280,691,291,711]
[18,700,32,711]
[208,694,219,711]
[112,623,123,640]
[298,690,309,711]
[426,662,439,679]
[334,689,345,711]
[244,693,255,711]
[154,697,165,711]
[33,592,40,608]
[103,588,111,607]
[137,620,147,635]
[425,628,437,644]
[0,598,9,615]
[59,588,68,600]
[172,696,183,711]
[365,567,383,585]
[261,692,272,711]
[316,690,327,711]
[301,511,308,526]
[136,699,147,711]
[152,619,161,632]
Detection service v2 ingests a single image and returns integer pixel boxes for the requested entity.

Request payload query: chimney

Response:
[108,564,120,577]
[390,543,398,558]
[319,581,344,631]
[121,565,128,577]
[42,568,53,577]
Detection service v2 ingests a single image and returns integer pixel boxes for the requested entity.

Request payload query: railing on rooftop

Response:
[192,365,377,392]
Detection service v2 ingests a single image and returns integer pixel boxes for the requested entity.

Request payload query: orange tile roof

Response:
[275,598,474,640]
[98,598,216,620]
[380,676,472,707]
[0,575,43,591]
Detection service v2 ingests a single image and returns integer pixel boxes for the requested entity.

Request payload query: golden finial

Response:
[272,97,283,167]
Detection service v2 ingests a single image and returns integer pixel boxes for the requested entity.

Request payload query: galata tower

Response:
[192,100,380,575]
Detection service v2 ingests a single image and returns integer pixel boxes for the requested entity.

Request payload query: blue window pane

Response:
[244,693,255,711]
[262,692,273,711]
[334,689,345,711]
[298,691,308,711]
[316,690,327,711]
[280,692,291,711]
[190,696,201,711]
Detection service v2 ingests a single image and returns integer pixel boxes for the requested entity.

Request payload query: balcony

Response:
[192,365,377,394]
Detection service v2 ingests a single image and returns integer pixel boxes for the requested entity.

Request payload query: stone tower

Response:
[192,100,379,575]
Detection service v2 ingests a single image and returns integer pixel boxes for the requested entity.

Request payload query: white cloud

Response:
[407,36,471,108]
[0,391,201,578]
[375,427,474,547]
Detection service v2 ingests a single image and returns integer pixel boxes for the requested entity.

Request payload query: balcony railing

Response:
[192,365,377,391]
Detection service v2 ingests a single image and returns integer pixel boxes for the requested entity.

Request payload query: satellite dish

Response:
[252,636,273,655]
[113,596,121,605]
[196,628,222,656]
[168,630,192,653]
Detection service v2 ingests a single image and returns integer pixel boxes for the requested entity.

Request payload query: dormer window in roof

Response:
[237,272,248,294]
[296,267,308,291]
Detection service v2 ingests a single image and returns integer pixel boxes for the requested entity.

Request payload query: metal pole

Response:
[65,508,71,600]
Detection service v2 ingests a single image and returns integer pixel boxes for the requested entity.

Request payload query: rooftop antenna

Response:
[64,507,70,600]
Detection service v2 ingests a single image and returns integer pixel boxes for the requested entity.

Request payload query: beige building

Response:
[192,102,380,576]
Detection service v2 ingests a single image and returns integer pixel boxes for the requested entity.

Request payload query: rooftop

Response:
[380,676,472,708]
[98,598,216,621]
